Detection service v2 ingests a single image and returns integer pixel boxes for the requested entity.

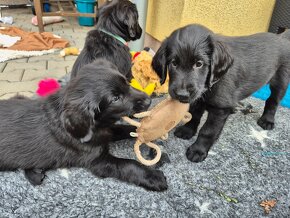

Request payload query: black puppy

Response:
[71,0,142,80]
[0,59,167,191]
[152,24,290,163]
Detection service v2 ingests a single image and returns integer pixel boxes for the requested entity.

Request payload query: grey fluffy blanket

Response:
[1,97,289,217]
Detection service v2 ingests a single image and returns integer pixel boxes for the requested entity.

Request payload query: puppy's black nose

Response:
[137,97,151,111]
[175,89,190,103]
[133,93,152,113]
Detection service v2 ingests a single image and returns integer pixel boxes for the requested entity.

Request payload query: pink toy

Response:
[36,78,60,97]
[31,16,64,26]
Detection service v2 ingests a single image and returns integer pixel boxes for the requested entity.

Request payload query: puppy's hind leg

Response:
[24,169,46,186]
[174,99,206,139]
[258,68,290,130]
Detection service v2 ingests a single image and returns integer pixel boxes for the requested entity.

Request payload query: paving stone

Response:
[64,55,78,62]
[61,20,73,25]
[30,26,41,32]
[28,54,64,62]
[4,62,47,72]
[52,25,68,31]
[5,58,28,63]
[0,63,7,72]
[47,60,75,70]
[0,70,24,82]
[66,66,73,74]
[0,93,17,100]
[17,91,35,98]
[22,69,67,81]
[73,38,86,48]
[0,80,40,94]
[73,42,85,49]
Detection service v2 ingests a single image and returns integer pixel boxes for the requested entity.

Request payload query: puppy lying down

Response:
[0,59,167,192]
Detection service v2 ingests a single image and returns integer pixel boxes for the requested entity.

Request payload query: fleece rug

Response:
[0,96,289,217]
[0,27,69,62]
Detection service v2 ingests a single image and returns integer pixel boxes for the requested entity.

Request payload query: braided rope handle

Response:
[134,140,162,166]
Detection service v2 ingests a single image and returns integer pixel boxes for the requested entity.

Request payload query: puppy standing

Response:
[71,0,142,80]
[0,59,167,191]
[152,24,290,162]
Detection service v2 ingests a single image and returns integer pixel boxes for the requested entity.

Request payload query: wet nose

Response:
[174,89,190,103]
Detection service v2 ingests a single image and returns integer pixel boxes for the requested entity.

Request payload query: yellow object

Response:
[146,0,276,41]
[60,47,80,57]
[122,98,192,166]
[130,79,155,96]
[130,51,137,60]
[131,50,168,95]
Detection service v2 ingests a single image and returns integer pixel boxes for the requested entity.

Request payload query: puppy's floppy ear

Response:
[62,97,99,143]
[124,10,137,38]
[209,37,233,86]
[152,39,169,84]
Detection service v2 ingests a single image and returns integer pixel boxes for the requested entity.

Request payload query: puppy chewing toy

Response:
[122,98,192,166]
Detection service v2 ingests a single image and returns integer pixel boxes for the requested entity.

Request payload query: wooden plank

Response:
[42,12,96,17]
[57,0,64,12]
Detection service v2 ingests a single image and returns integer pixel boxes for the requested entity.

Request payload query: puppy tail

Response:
[280,29,290,41]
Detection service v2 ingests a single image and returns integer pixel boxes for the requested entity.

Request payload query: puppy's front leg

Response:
[174,99,206,139]
[90,154,167,191]
[110,124,136,141]
[186,107,231,162]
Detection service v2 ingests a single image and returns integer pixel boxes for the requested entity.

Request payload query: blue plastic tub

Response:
[252,84,290,108]
[76,0,96,26]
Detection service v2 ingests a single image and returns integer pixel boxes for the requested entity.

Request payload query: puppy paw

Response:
[174,125,196,139]
[186,145,208,163]
[24,169,46,186]
[141,169,168,191]
[257,117,275,130]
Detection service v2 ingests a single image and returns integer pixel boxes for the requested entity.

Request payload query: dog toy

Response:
[130,78,155,96]
[60,47,80,57]
[131,50,169,95]
[122,98,192,166]
[31,16,64,26]
[36,78,60,97]
[130,51,141,60]
[0,16,13,25]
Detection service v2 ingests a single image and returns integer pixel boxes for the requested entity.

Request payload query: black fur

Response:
[0,59,167,191]
[71,0,142,80]
[152,24,290,162]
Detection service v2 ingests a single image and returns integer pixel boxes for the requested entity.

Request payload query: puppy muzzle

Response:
[172,89,190,103]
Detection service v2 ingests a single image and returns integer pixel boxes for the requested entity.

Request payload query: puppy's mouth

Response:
[171,89,190,103]
[170,88,204,104]
[177,97,190,104]
[132,98,151,113]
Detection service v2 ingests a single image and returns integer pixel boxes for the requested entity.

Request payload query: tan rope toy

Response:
[122,98,192,166]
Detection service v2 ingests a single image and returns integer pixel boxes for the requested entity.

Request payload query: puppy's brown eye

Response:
[194,60,203,68]
[171,59,177,67]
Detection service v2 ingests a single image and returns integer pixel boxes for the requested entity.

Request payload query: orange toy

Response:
[122,98,192,166]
